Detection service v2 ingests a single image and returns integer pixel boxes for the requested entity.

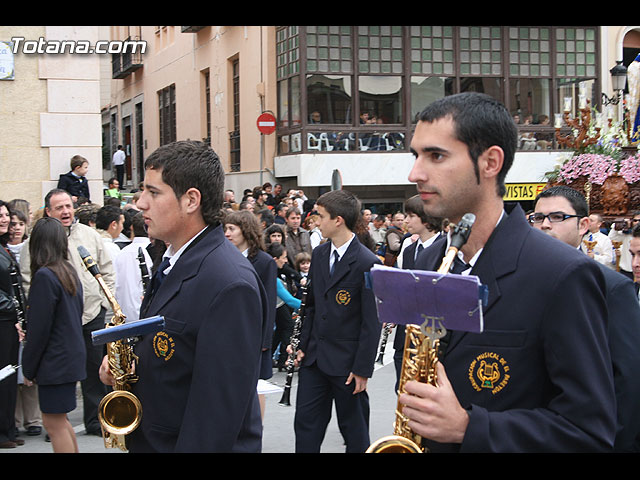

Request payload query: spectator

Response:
[20,189,115,438]
[57,155,91,204]
[21,217,85,453]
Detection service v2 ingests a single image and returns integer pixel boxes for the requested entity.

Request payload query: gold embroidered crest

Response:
[153,331,175,361]
[468,352,510,394]
[335,289,351,306]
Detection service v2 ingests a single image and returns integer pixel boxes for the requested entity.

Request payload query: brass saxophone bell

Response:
[98,390,142,435]
[98,390,143,450]
[365,435,424,453]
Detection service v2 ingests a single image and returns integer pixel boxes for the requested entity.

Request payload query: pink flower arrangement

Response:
[558,153,618,185]
[619,153,640,184]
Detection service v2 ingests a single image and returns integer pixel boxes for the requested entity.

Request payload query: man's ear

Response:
[182,187,202,214]
[479,145,504,182]
[578,216,590,237]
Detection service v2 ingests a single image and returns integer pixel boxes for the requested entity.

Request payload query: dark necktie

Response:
[330,250,339,277]
[151,257,171,292]
[415,242,424,260]
[451,255,471,274]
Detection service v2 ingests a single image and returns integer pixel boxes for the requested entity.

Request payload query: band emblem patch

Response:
[468,352,510,394]
[335,289,351,306]
[153,331,175,361]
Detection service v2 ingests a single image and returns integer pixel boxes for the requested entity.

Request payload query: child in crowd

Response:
[56,155,90,203]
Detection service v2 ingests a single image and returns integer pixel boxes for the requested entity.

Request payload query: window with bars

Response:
[158,84,176,146]
[229,59,241,172]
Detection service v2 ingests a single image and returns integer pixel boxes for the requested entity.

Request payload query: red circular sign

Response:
[257,112,277,135]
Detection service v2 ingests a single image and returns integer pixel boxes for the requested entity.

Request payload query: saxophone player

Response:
[404,93,615,452]
[99,141,269,453]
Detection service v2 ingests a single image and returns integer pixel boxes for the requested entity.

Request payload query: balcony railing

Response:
[111,37,144,79]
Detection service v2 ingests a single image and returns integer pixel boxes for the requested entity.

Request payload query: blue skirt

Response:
[38,382,77,414]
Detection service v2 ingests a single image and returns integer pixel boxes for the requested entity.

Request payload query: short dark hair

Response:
[95,205,123,231]
[144,140,225,225]
[74,204,99,226]
[70,155,88,171]
[632,223,640,238]
[44,189,72,210]
[131,211,147,237]
[535,185,588,218]
[266,241,286,260]
[316,189,361,231]
[417,92,517,197]
[404,194,442,232]
[264,223,286,246]
[285,206,301,219]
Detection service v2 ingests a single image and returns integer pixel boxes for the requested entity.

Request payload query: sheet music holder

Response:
[368,264,487,334]
[91,315,165,346]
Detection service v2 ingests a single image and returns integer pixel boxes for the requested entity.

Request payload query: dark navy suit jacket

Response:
[249,249,277,353]
[414,204,616,452]
[23,267,85,385]
[299,236,381,378]
[130,225,268,453]
[596,263,640,452]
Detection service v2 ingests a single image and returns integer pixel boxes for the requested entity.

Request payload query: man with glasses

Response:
[609,211,640,280]
[532,185,640,452]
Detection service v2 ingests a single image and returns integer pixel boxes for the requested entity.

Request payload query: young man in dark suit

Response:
[532,185,640,452]
[402,92,615,452]
[293,189,381,453]
[99,140,268,453]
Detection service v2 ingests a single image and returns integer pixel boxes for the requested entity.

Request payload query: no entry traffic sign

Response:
[257,112,277,135]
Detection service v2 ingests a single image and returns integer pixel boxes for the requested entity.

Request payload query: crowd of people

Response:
[2,92,640,454]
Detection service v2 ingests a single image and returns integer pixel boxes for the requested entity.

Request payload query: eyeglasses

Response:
[529,212,582,224]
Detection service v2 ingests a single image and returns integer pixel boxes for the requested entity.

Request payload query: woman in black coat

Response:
[0,200,22,449]
[20,217,85,453]
[222,210,277,419]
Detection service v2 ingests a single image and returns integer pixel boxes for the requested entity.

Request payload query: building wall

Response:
[0,25,103,210]
[106,26,278,194]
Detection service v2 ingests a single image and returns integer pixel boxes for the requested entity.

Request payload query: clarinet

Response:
[376,323,393,365]
[137,247,151,296]
[279,281,310,406]
[9,262,27,339]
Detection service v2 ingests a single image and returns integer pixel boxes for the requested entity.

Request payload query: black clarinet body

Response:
[279,281,310,406]
[137,247,151,296]
[376,323,392,365]
[9,262,27,336]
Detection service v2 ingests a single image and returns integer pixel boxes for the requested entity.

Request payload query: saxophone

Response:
[366,213,476,453]
[78,246,142,451]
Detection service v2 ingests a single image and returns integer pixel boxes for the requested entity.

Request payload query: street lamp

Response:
[602,60,628,106]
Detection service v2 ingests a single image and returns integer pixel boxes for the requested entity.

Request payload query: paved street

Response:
[1,330,398,454]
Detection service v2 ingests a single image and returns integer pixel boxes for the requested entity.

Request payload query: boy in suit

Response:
[56,155,90,203]
[99,140,268,453]
[392,195,442,390]
[293,189,381,453]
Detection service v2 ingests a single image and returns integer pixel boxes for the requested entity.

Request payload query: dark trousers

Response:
[115,164,125,188]
[81,308,107,433]
[0,320,19,443]
[294,362,370,453]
